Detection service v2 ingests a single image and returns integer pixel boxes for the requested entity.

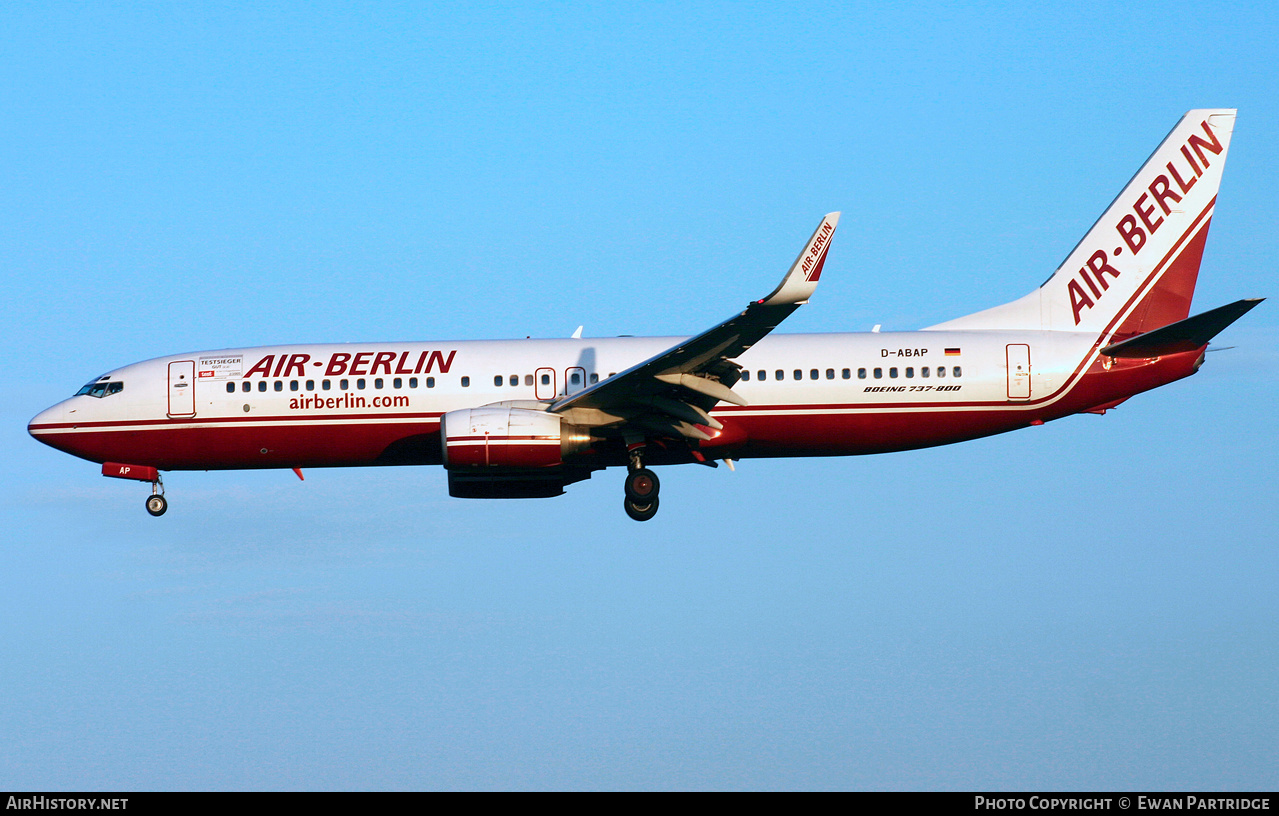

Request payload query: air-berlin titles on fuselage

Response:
[242,349,458,379]
[1065,118,1224,325]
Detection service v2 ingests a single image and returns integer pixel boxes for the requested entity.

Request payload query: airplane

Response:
[29,109,1261,522]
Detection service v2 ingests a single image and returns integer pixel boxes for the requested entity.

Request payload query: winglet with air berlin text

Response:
[759,212,840,306]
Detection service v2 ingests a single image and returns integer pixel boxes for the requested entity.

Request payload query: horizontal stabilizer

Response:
[1101,298,1263,358]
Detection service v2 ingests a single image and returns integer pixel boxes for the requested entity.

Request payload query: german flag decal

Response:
[945,348,962,356]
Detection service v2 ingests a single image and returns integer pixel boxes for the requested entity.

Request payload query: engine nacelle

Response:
[440,406,592,470]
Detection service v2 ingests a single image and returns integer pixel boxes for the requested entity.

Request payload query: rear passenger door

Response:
[1006,344,1031,400]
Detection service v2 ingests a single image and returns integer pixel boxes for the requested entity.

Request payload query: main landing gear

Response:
[145,476,167,517]
[623,448,660,522]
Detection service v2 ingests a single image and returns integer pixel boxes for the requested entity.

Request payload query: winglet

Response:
[759,212,840,306]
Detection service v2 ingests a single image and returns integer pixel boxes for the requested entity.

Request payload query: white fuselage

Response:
[28,327,1189,472]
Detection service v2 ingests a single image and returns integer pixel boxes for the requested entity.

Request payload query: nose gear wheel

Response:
[144,475,167,516]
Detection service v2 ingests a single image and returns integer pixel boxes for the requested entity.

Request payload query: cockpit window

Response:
[75,379,124,398]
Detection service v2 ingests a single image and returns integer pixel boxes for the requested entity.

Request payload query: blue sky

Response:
[3,2,1276,790]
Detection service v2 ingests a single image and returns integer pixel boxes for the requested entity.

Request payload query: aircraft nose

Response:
[28,401,68,445]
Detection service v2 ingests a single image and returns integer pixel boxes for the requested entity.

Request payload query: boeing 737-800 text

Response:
[29,110,1261,521]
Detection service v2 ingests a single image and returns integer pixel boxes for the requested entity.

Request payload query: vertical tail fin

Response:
[928,110,1236,338]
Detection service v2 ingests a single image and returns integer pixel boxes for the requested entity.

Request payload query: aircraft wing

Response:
[550,212,839,440]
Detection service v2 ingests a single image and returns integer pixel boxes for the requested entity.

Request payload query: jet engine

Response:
[440,406,596,499]
[440,406,593,471]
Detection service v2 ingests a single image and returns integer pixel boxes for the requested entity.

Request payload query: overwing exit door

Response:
[535,367,556,401]
[564,366,586,395]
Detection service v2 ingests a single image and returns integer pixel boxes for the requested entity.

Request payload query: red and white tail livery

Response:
[29,111,1261,521]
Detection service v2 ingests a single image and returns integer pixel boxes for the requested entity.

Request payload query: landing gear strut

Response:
[145,476,167,517]
[623,447,660,522]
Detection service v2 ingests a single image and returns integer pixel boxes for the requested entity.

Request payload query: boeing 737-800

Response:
[29,110,1261,521]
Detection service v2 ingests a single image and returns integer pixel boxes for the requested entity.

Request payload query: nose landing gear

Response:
[623,447,660,522]
[100,463,168,517]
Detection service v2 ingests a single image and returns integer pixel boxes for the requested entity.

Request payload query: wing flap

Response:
[640,395,723,430]
[653,372,748,406]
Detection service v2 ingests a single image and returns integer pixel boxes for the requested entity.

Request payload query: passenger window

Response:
[858,368,867,379]
[953,367,962,377]
[274,381,283,392]
[226,382,235,393]
[393,378,402,389]
[793,369,802,381]
[775,370,784,381]
[409,378,418,388]
[290,380,299,391]
[373,378,382,389]
[258,381,267,392]
[242,382,251,392]
[461,376,470,387]
[323,380,331,391]
[742,370,751,381]
[874,368,883,379]
[570,372,581,385]
[525,374,534,386]
[921,367,930,378]
[340,379,350,390]
[906,367,914,378]
[889,368,898,378]
[937,367,946,378]
[427,377,435,388]
[809,369,818,380]
[510,375,519,386]
[541,374,550,385]
[494,375,503,387]
[357,379,366,390]
[589,373,599,384]
[826,369,835,380]
[307,380,315,391]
